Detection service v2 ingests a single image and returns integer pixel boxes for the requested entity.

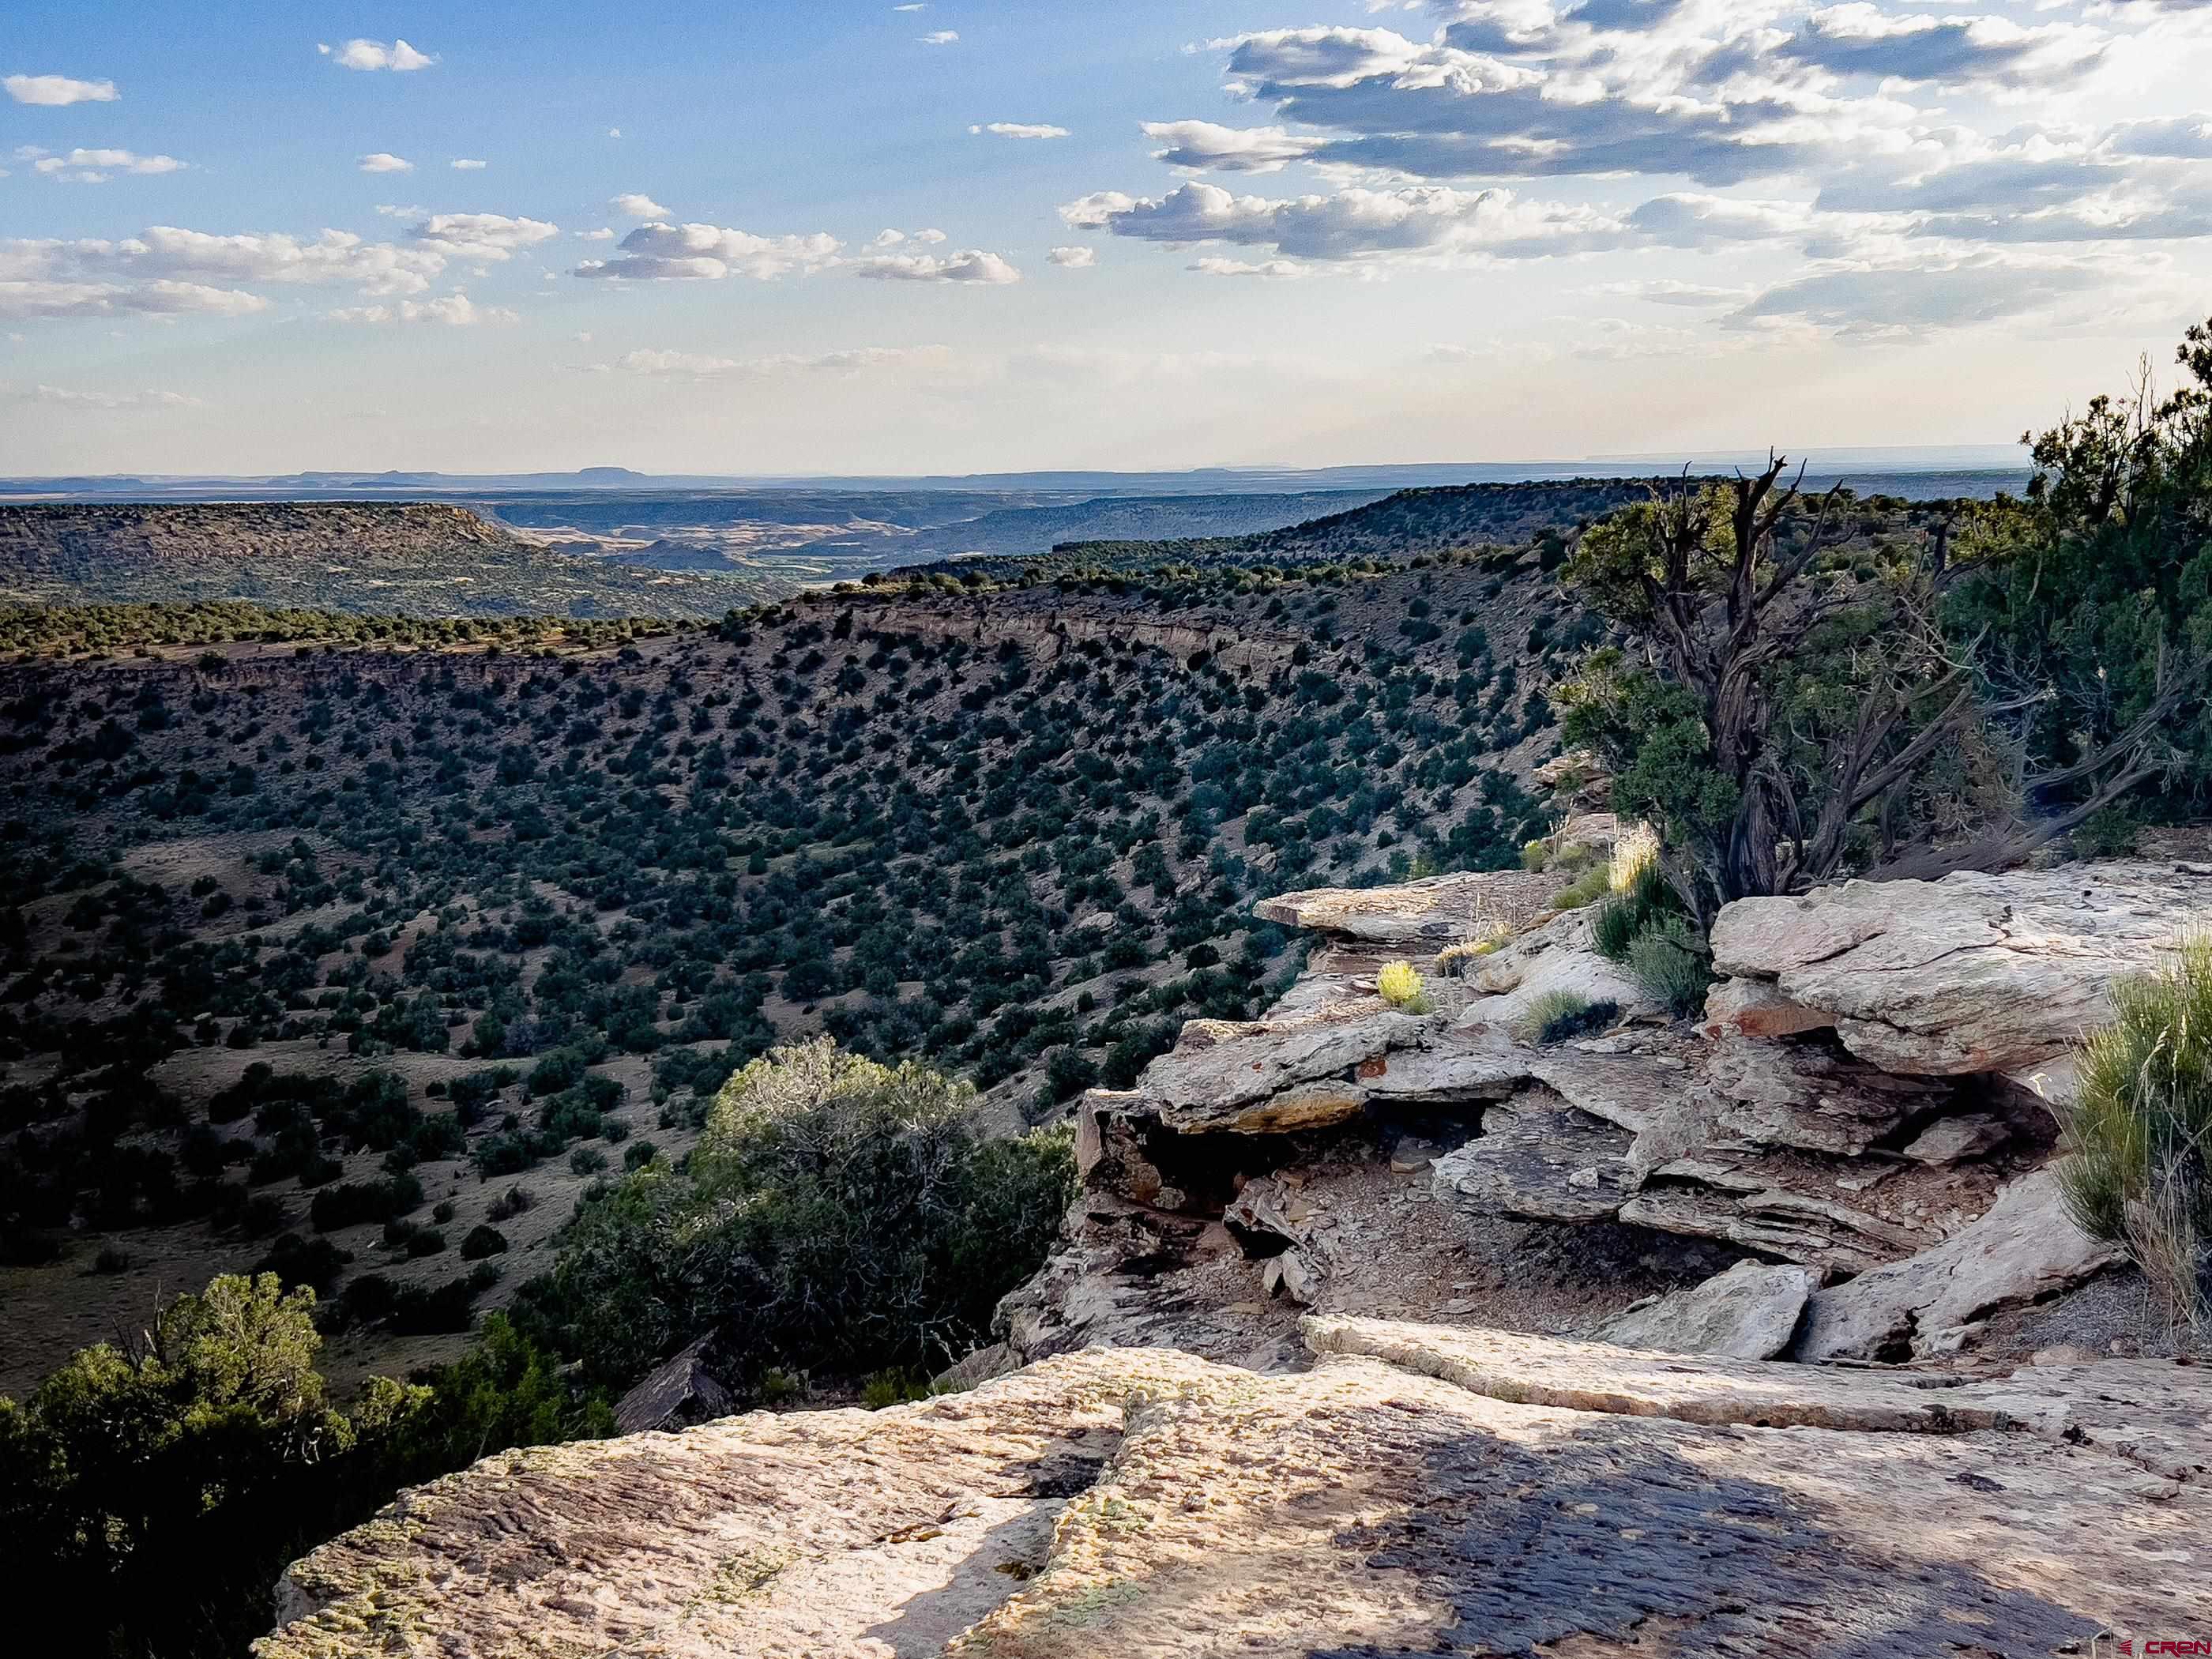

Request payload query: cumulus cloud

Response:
[1783,5,2106,88]
[920,31,959,46]
[612,344,948,377]
[450,158,487,170]
[0,278,266,320]
[611,192,670,218]
[358,152,413,173]
[405,213,559,261]
[573,222,842,280]
[321,39,436,72]
[0,211,559,319]
[1626,193,1816,246]
[849,248,1021,283]
[4,73,118,106]
[1061,181,1627,263]
[1047,245,1097,267]
[2107,115,2212,160]
[23,147,186,182]
[327,291,518,325]
[1190,256,1309,277]
[1142,121,1319,174]
[970,122,1070,139]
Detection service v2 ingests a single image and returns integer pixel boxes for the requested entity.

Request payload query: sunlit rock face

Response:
[262,1319,2212,1658]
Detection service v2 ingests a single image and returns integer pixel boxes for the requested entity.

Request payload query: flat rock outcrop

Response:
[1430,1092,1639,1222]
[265,1318,2212,1658]
[1052,863,2158,1398]
[1793,1166,2125,1361]
[1252,868,1558,945]
[1592,1260,1818,1360]
[1132,1008,1433,1134]
[1709,860,2212,1075]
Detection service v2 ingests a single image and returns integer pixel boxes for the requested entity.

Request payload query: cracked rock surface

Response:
[263,1319,2212,1658]
[1710,860,2212,1075]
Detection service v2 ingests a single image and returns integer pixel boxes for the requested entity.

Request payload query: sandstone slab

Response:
[258,1345,1233,1659]
[1254,868,1557,946]
[1700,1036,1948,1156]
[1700,976,1834,1040]
[1135,1008,1429,1133]
[1620,1178,1933,1277]
[1710,860,2212,1075]
[1593,1260,1819,1360]
[1430,1094,1640,1223]
[264,1321,2212,1659]
[1793,1166,2125,1361]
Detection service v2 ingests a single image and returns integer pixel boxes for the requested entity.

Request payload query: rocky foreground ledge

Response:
[260,1316,2208,1658]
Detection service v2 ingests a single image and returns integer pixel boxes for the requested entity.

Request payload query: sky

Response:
[3,0,2210,476]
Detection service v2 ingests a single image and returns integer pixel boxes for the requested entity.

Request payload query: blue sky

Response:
[5,2,2212,474]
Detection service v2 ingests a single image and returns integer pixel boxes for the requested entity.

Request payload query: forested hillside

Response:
[0,503,778,619]
[933,476,1700,582]
[0,533,1593,1392]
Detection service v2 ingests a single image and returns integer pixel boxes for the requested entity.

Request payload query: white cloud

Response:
[850,248,1022,283]
[322,39,436,73]
[0,278,266,320]
[611,192,670,219]
[607,127,623,139]
[1062,181,1630,264]
[1726,252,2119,336]
[26,147,186,183]
[971,122,1070,139]
[0,213,557,318]
[893,4,928,11]
[1189,256,1309,278]
[23,383,201,408]
[4,73,118,106]
[358,152,414,174]
[450,158,487,170]
[405,213,559,261]
[327,291,518,325]
[613,344,948,377]
[577,227,617,242]
[1047,245,1097,268]
[574,221,843,280]
[920,31,959,46]
[1142,121,1319,175]
[1785,6,2108,88]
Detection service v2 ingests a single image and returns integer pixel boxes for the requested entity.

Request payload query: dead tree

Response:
[1620,453,2203,916]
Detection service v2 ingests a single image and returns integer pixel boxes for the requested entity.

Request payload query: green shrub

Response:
[2073,803,2142,860]
[309,1175,423,1232]
[2057,937,2212,1338]
[1514,990,1617,1044]
[487,1185,536,1221]
[1626,915,1714,1018]
[459,1224,509,1260]
[1548,864,1611,912]
[536,1038,1077,1392]
[1592,858,1676,961]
